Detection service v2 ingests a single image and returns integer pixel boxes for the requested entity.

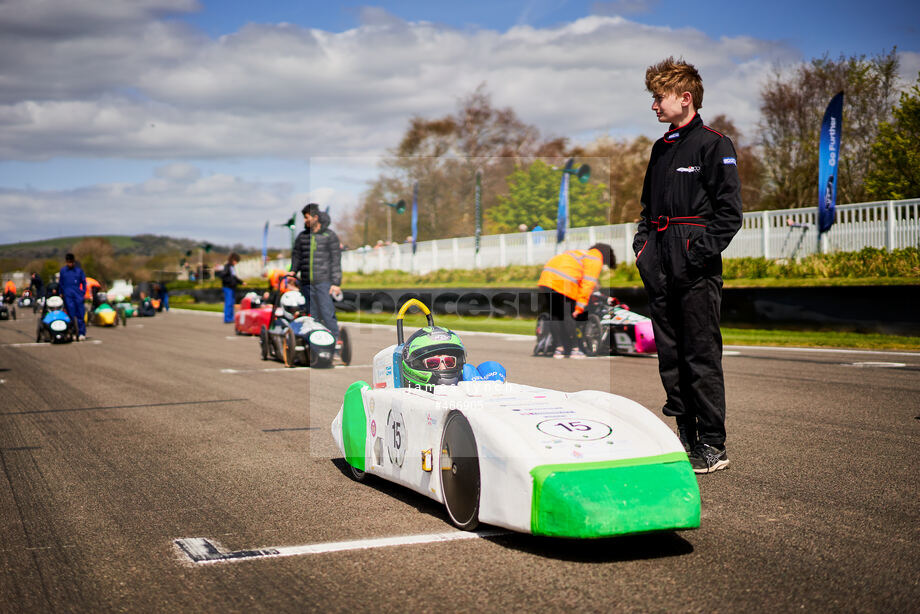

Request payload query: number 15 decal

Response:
[537,418,612,441]
[386,409,407,466]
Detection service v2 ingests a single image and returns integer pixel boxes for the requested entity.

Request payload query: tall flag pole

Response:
[818,92,844,240]
[556,159,573,245]
[474,170,482,255]
[411,181,419,255]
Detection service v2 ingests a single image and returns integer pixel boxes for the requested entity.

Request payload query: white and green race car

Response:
[331,300,700,538]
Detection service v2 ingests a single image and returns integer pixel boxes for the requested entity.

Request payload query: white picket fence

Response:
[237,198,919,278]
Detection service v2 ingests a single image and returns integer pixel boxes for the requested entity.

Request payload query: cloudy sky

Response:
[1,0,917,248]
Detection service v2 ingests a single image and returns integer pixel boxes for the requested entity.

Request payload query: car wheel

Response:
[11,307,16,321]
[259,326,270,360]
[282,327,297,367]
[582,314,606,356]
[36,322,43,343]
[439,411,480,531]
[349,465,366,482]
[308,344,320,368]
[338,327,352,366]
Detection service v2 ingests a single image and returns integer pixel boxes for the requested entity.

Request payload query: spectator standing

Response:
[633,57,743,473]
[59,253,87,339]
[29,272,44,298]
[290,203,342,338]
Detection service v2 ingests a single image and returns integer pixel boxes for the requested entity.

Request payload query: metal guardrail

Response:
[237,198,919,277]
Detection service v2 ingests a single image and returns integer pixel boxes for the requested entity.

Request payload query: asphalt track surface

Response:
[1,308,918,613]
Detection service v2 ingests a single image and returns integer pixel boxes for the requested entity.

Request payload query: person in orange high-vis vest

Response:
[538,243,614,358]
[3,279,16,304]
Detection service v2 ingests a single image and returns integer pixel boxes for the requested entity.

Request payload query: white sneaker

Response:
[78,335,86,341]
[552,347,565,359]
[570,348,586,359]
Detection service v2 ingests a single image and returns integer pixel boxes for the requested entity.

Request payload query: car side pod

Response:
[528,453,700,538]
[340,380,370,479]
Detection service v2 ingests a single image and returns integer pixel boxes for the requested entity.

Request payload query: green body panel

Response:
[530,452,700,538]
[342,381,369,471]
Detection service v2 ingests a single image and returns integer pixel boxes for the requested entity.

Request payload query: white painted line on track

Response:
[724,344,919,357]
[844,361,906,368]
[175,529,509,565]
[220,363,372,374]
[171,308,222,317]
[4,339,102,347]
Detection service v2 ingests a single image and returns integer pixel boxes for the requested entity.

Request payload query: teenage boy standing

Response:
[633,57,743,473]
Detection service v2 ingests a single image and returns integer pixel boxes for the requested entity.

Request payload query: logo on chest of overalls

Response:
[675,166,701,173]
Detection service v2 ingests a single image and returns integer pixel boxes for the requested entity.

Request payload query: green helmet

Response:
[401,326,466,389]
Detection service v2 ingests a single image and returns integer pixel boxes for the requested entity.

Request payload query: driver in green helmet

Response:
[400,326,466,391]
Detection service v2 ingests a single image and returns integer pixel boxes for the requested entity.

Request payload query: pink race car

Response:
[234,292,272,336]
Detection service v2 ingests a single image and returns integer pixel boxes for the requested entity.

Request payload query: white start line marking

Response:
[174,529,508,565]
[844,361,906,368]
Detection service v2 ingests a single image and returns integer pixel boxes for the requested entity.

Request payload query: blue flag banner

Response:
[261,221,269,265]
[556,159,572,244]
[818,91,843,234]
[411,181,419,255]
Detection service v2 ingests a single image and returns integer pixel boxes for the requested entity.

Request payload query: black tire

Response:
[308,344,320,368]
[259,326,270,360]
[349,465,366,481]
[439,411,480,531]
[533,312,552,356]
[582,314,606,356]
[282,327,297,367]
[71,319,79,342]
[339,327,352,366]
[36,322,43,343]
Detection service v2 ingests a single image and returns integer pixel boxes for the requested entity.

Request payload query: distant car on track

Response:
[234,292,272,336]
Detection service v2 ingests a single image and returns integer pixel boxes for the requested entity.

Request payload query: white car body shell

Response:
[332,351,700,538]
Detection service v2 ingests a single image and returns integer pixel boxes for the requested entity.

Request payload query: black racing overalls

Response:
[633,114,743,446]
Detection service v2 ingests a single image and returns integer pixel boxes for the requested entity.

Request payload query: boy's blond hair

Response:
[645,57,704,109]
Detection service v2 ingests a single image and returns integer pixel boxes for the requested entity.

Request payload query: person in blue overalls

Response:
[59,253,87,339]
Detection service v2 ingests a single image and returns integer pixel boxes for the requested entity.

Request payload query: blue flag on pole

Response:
[411,181,418,254]
[556,159,572,244]
[818,92,843,234]
[261,221,269,265]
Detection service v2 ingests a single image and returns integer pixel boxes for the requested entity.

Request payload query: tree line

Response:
[340,49,917,248]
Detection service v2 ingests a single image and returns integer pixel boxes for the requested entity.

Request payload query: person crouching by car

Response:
[221,253,244,323]
[538,243,615,359]
[59,253,87,339]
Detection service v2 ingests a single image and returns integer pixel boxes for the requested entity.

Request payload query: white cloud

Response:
[0,6,802,162]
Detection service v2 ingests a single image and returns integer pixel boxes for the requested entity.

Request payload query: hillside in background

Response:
[0,235,260,285]
[0,234,255,261]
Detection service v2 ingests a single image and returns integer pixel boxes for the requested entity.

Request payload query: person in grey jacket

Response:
[290,202,342,338]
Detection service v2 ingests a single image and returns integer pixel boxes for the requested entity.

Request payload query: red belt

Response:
[651,215,706,231]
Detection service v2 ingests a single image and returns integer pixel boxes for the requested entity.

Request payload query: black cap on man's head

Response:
[301,203,321,216]
[589,243,615,267]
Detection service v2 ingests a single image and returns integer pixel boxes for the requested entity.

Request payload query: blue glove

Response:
[462,363,483,381]
[477,361,506,382]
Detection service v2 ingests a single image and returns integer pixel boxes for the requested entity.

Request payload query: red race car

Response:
[234,292,272,336]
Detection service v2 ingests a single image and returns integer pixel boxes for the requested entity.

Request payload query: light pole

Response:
[555,158,591,245]
[383,200,406,244]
